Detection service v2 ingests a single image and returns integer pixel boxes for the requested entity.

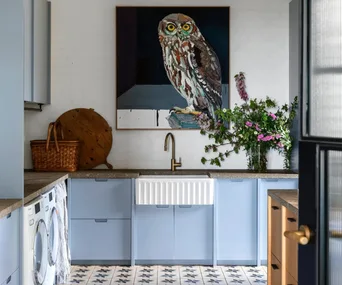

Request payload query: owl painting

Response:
[158,13,222,121]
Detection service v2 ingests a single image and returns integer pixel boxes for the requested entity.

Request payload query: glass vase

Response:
[247,144,268,172]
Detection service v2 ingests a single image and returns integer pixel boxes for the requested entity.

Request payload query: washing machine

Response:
[23,196,48,285]
[42,187,59,285]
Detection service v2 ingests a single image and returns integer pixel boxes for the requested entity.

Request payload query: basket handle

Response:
[46,122,60,152]
[54,120,64,140]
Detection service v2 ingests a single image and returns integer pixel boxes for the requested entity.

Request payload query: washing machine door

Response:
[48,207,59,266]
[33,219,48,285]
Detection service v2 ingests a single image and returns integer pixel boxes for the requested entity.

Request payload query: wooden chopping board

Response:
[56,108,113,170]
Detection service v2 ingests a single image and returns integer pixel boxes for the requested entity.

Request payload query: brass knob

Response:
[284,225,312,245]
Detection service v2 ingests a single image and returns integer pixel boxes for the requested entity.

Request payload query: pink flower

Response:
[255,124,261,131]
[277,142,284,148]
[234,72,249,101]
[245,121,253,127]
[261,135,273,141]
[257,134,264,141]
[275,134,281,139]
[269,113,277,120]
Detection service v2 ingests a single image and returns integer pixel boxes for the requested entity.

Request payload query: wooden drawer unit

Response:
[270,254,282,285]
[286,271,297,285]
[270,199,282,262]
[70,179,132,219]
[285,208,298,281]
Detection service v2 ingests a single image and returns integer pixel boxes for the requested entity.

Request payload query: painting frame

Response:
[115,5,231,130]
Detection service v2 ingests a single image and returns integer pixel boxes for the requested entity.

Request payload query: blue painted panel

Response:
[0,209,19,284]
[216,179,257,262]
[70,219,131,260]
[1,268,19,285]
[0,0,24,199]
[135,206,174,260]
[70,179,131,219]
[259,178,298,261]
[174,205,213,260]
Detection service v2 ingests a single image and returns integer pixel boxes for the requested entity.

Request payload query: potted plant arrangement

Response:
[197,72,298,172]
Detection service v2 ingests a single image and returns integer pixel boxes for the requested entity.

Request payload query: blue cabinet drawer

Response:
[216,179,257,263]
[0,209,19,285]
[70,219,131,260]
[259,178,298,262]
[70,179,131,219]
[1,269,19,285]
[174,205,213,261]
[135,205,174,260]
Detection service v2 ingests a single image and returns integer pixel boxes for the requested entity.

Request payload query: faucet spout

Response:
[164,132,182,171]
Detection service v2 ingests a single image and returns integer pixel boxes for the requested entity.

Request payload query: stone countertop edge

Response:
[0,199,22,220]
[268,189,298,215]
[208,172,298,179]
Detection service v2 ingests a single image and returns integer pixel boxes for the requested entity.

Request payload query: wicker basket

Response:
[30,122,80,172]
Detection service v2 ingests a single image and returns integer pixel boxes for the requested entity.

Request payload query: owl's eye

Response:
[182,23,191,31]
[166,23,176,32]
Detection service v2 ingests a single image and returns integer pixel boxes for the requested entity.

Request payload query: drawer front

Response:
[286,271,297,285]
[70,219,131,260]
[270,254,282,285]
[70,179,131,219]
[1,269,19,285]
[270,199,282,262]
[285,209,298,281]
[0,209,19,285]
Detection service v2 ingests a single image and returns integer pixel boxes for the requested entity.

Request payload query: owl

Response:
[158,13,222,121]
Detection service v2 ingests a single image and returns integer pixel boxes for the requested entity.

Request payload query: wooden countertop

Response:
[268,189,298,214]
[0,199,22,219]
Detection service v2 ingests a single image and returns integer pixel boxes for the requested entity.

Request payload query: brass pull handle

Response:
[330,231,342,238]
[284,225,311,245]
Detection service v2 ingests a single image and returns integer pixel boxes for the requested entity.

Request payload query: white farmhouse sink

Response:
[135,175,214,205]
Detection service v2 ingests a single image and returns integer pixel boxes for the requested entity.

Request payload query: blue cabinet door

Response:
[216,179,257,265]
[174,205,213,262]
[135,205,174,262]
[258,178,298,263]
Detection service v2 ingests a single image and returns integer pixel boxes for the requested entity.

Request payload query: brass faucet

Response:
[164,132,182,171]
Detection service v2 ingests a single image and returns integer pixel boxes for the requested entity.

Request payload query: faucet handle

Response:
[178,157,182,164]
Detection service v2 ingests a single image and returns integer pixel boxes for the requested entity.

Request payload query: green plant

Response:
[197,72,298,169]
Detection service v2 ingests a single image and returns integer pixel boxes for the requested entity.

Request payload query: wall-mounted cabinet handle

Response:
[156,205,169,208]
[6,275,11,284]
[6,213,11,219]
[230,179,244,182]
[287,217,297,223]
[179,205,192,208]
[271,206,279,210]
[95,219,108,223]
[271,264,279,270]
[95,179,108,182]
[265,179,279,182]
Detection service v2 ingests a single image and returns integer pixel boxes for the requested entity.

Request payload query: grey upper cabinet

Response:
[24,0,50,104]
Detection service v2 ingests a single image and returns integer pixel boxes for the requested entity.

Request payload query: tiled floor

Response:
[60,265,267,285]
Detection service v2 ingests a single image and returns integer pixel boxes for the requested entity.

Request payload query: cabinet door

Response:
[259,178,298,262]
[70,219,131,261]
[0,210,19,285]
[70,179,131,219]
[135,206,173,261]
[174,205,212,261]
[32,0,50,104]
[216,179,257,264]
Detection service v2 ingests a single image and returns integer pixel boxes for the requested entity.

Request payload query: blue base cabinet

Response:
[69,179,132,264]
[258,178,298,264]
[0,209,19,285]
[216,179,257,265]
[175,205,213,262]
[135,206,174,261]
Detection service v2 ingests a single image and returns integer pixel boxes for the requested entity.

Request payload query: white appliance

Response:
[42,187,59,285]
[23,196,48,285]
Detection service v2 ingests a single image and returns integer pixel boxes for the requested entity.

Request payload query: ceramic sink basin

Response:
[135,175,214,205]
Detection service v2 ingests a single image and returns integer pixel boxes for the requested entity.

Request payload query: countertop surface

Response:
[1,169,299,219]
[268,189,298,214]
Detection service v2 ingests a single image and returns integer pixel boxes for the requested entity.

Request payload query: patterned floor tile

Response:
[180,278,204,285]
[203,278,227,285]
[88,278,112,285]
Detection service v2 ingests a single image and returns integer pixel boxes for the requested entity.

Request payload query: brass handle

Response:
[284,225,312,245]
[330,231,342,238]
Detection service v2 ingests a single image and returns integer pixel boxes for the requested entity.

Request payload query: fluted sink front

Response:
[135,175,214,205]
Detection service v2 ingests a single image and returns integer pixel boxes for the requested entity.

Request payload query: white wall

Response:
[24,0,290,170]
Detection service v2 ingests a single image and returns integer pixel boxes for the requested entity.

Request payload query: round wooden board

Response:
[56,108,113,170]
